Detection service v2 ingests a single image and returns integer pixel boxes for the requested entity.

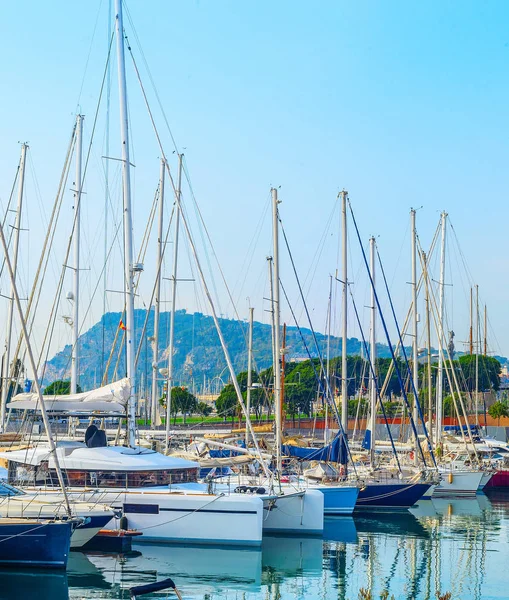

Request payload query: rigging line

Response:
[0,159,21,283]
[375,243,434,467]
[277,216,358,470]
[104,184,160,384]
[9,127,76,383]
[278,219,344,423]
[279,279,358,477]
[125,41,252,356]
[347,202,431,467]
[75,0,105,112]
[347,284,402,472]
[38,37,113,383]
[133,196,177,370]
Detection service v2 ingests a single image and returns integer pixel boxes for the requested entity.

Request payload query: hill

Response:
[43,309,396,392]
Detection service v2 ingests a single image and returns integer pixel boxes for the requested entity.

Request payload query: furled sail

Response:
[8,378,130,414]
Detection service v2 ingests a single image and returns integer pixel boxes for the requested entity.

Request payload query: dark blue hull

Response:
[0,521,73,569]
[355,482,431,510]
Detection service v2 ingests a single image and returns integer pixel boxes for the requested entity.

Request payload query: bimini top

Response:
[8,378,130,414]
[0,443,200,471]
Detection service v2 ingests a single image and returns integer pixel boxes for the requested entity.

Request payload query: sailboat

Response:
[1,0,325,544]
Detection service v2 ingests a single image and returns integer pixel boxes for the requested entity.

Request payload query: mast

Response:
[165,154,182,453]
[151,158,165,429]
[0,196,71,515]
[114,0,136,447]
[435,211,447,445]
[369,236,377,464]
[271,188,282,476]
[410,208,419,461]
[340,190,348,432]
[102,0,112,380]
[484,305,487,356]
[325,275,332,445]
[469,288,473,355]
[475,285,480,428]
[0,143,27,432]
[423,252,433,443]
[246,307,254,446]
[71,115,83,395]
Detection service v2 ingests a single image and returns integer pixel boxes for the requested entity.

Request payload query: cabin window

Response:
[45,467,198,488]
[124,503,159,514]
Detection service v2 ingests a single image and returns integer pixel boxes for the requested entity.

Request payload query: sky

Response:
[0,0,507,380]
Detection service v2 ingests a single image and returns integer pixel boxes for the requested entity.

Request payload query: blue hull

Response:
[0,521,73,569]
[315,485,360,515]
[355,482,431,510]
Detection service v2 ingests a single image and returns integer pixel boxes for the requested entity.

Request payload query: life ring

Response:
[409,451,415,461]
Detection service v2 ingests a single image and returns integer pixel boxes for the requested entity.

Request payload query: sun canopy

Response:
[8,378,130,414]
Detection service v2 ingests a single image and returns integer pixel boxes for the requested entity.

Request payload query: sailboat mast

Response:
[0,199,71,515]
[71,115,83,395]
[102,0,112,379]
[410,208,419,461]
[114,0,136,447]
[475,284,480,428]
[0,143,27,432]
[271,188,282,475]
[325,275,332,445]
[341,190,348,432]
[369,236,377,464]
[151,158,165,429]
[165,154,182,453]
[423,252,433,443]
[246,307,254,446]
[469,287,473,355]
[435,211,447,445]
[484,305,487,355]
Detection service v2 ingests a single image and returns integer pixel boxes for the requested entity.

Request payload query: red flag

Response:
[119,320,126,331]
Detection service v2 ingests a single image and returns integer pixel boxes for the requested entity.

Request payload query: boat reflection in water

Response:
[0,569,69,600]
[6,493,509,600]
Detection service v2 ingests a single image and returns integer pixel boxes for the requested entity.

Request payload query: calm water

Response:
[3,490,509,600]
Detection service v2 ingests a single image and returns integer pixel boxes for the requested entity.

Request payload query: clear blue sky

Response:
[0,1,507,367]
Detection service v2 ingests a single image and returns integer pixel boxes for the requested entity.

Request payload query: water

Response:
[3,491,509,600]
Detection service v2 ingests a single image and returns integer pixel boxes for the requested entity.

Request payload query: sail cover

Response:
[282,433,348,464]
[7,378,130,414]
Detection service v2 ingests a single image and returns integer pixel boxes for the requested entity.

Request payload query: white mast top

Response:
[114,0,136,447]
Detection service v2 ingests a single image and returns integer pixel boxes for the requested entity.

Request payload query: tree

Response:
[196,401,212,418]
[168,386,197,425]
[488,401,509,425]
[458,355,501,392]
[44,380,82,395]
[215,384,239,424]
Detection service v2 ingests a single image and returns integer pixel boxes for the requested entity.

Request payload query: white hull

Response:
[479,472,493,489]
[206,480,324,535]
[261,490,323,535]
[0,493,113,548]
[66,488,264,546]
[433,470,484,497]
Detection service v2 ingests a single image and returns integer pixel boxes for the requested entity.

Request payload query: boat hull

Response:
[311,484,359,515]
[355,482,431,510]
[433,470,484,497]
[83,490,264,546]
[485,469,509,488]
[261,489,324,535]
[0,520,72,568]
